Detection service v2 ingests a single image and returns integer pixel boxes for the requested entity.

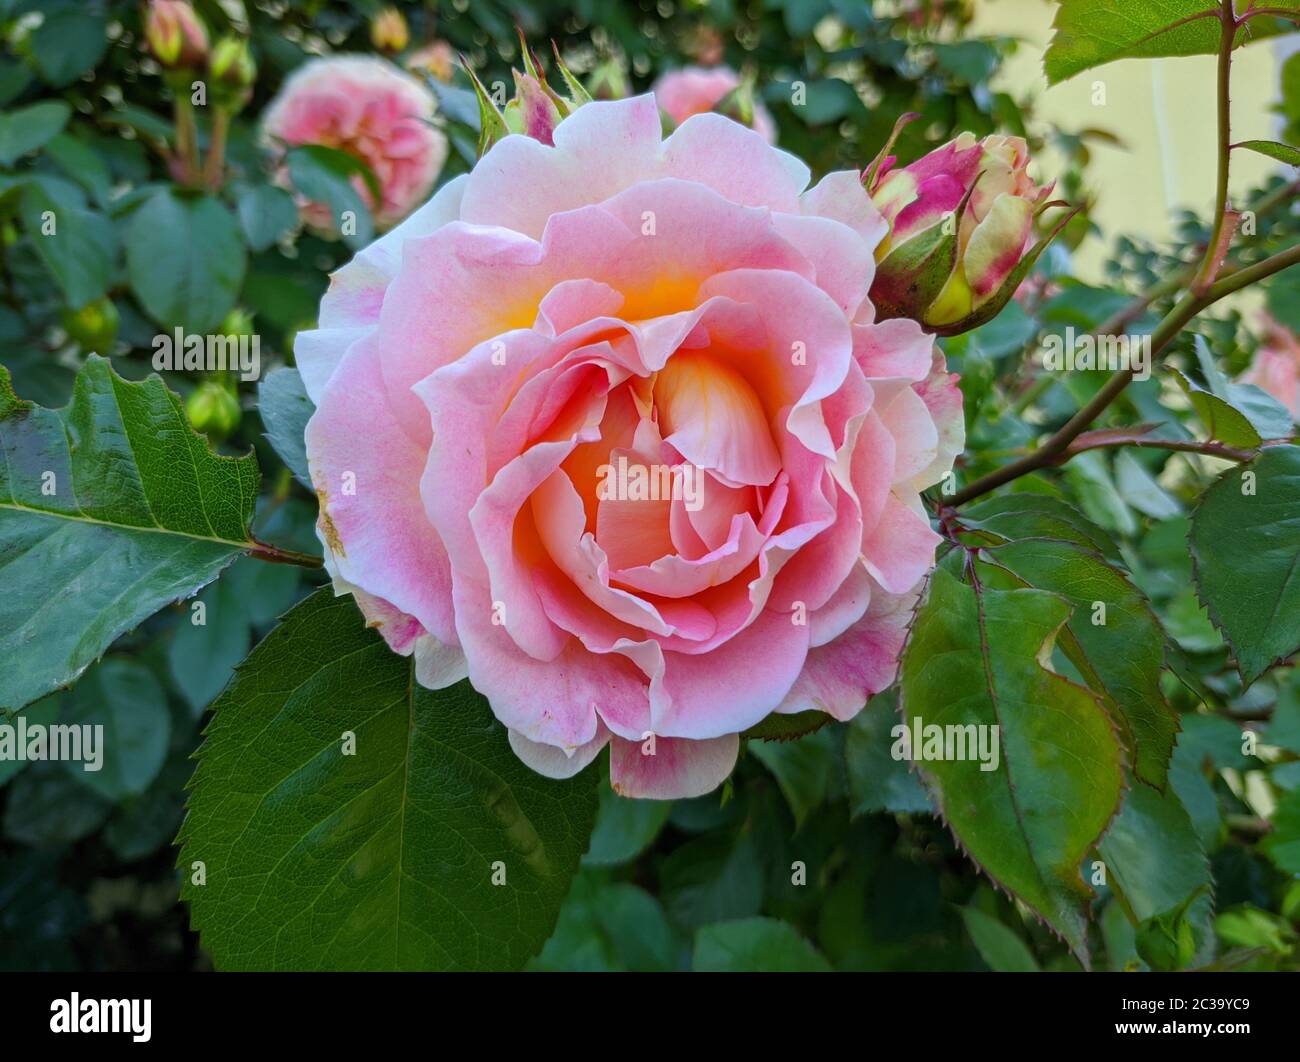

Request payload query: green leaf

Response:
[258,366,314,489]
[960,906,1040,972]
[1189,446,1300,685]
[899,566,1123,961]
[1262,787,1300,875]
[236,182,299,253]
[126,190,246,334]
[582,782,672,867]
[3,763,112,845]
[285,145,377,250]
[26,4,108,88]
[1045,0,1298,84]
[178,589,598,970]
[1236,139,1300,167]
[0,356,260,711]
[167,557,301,714]
[1098,782,1211,924]
[1173,335,1295,446]
[58,657,170,801]
[0,695,60,786]
[959,496,1178,788]
[19,182,116,309]
[692,917,832,972]
[660,826,764,928]
[0,101,70,165]
[749,726,838,829]
[844,690,932,816]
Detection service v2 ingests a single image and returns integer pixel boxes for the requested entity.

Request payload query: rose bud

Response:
[186,379,241,438]
[866,129,1070,336]
[62,297,120,355]
[406,40,455,83]
[370,6,409,54]
[464,41,590,154]
[209,36,256,109]
[144,0,209,70]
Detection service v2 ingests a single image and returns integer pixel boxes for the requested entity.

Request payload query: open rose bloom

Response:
[298,94,963,799]
[262,56,447,232]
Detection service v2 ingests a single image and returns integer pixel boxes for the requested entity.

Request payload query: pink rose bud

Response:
[652,66,776,144]
[867,129,1068,335]
[1240,316,1300,420]
[144,0,209,70]
[464,40,591,155]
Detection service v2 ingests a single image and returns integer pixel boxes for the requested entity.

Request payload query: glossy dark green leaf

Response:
[693,916,831,971]
[660,827,764,929]
[582,782,671,867]
[844,691,932,816]
[0,356,260,711]
[899,566,1123,960]
[285,145,376,250]
[1189,446,1300,685]
[258,366,314,489]
[58,657,170,801]
[19,182,116,309]
[236,182,299,253]
[0,101,69,165]
[178,589,598,970]
[960,906,1040,972]
[126,190,246,333]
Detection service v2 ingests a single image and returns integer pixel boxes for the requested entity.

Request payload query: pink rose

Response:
[262,56,447,232]
[297,95,963,799]
[652,66,777,144]
[1240,317,1300,420]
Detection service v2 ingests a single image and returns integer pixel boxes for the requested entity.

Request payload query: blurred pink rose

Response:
[1241,317,1300,419]
[297,95,963,798]
[262,56,447,232]
[653,66,776,144]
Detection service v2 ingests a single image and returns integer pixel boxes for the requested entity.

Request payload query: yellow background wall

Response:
[970,0,1296,281]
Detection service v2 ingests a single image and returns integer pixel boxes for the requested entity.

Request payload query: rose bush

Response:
[299,93,963,798]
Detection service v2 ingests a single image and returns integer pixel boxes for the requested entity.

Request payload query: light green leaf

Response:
[1045,0,1298,84]
[899,566,1123,961]
[178,588,598,970]
[1236,139,1300,167]
[692,917,832,972]
[1189,446,1300,685]
[1262,787,1300,875]
[0,356,260,711]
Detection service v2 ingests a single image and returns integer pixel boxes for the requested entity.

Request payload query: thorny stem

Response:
[1060,430,1255,464]
[946,2,1300,508]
